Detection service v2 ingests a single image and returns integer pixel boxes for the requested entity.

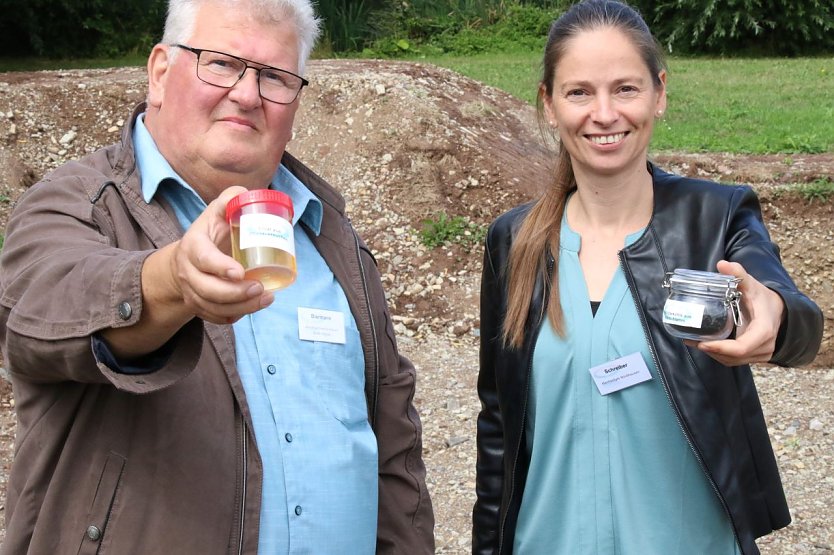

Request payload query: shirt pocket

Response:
[311,325,368,425]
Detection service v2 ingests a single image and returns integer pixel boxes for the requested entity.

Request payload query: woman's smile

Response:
[587,132,627,146]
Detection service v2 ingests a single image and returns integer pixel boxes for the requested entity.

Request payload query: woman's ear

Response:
[540,84,558,128]
[655,69,668,118]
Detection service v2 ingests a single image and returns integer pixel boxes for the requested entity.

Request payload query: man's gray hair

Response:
[162,0,321,72]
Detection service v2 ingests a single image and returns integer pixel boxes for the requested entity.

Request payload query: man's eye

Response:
[262,70,294,88]
[206,58,236,71]
[566,89,587,97]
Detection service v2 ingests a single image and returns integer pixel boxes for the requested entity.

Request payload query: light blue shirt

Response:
[134,116,378,554]
[513,215,740,554]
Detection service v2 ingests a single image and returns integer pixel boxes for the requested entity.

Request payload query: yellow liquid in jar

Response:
[230,224,297,291]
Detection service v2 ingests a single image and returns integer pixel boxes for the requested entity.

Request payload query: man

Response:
[0,0,434,553]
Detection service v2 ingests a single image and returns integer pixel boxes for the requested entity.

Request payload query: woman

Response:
[472,1,824,554]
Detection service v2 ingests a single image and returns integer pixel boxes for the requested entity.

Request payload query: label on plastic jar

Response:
[239,213,295,255]
[662,299,705,329]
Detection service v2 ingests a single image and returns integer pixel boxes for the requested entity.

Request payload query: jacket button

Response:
[86,525,102,541]
[294,505,302,516]
[117,301,133,320]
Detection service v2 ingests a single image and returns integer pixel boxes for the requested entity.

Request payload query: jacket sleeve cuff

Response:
[92,332,177,375]
[94,318,205,393]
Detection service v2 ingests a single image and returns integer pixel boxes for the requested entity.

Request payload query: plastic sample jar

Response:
[226,189,296,291]
[661,269,742,341]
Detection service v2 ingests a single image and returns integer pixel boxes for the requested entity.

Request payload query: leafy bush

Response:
[317,0,377,52]
[365,2,555,57]
[0,0,166,58]
[647,0,834,56]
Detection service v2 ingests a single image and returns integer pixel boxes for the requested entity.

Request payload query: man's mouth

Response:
[221,117,256,130]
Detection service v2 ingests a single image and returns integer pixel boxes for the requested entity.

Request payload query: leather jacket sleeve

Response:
[723,185,823,366]
[472,224,507,554]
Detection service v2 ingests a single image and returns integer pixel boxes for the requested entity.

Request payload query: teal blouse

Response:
[512,217,741,555]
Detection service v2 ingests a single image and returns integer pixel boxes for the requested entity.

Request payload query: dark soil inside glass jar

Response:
[667,311,729,337]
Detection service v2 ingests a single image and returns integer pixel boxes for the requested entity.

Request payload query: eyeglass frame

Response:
[170,43,309,105]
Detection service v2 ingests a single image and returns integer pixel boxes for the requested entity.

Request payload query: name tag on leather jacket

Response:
[589,352,652,395]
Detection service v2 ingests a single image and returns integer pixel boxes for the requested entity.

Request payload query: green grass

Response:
[0,54,146,73]
[419,212,487,248]
[412,52,834,154]
[410,49,543,105]
[795,178,834,203]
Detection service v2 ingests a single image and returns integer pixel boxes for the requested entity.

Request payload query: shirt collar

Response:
[134,114,195,203]
[133,113,323,235]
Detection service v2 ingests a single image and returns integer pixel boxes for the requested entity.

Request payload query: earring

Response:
[656,110,664,118]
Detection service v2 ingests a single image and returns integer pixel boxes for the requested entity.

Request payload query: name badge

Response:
[297,308,346,344]
[589,352,652,395]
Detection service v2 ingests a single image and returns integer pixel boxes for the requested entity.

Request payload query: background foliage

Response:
[0,0,831,59]
[0,0,166,58]
[636,0,834,56]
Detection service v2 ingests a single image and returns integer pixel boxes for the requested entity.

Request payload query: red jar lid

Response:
[226,189,294,221]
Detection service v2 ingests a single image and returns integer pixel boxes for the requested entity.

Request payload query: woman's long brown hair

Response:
[501,0,667,349]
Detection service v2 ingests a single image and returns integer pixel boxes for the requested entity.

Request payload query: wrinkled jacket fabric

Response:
[0,105,434,555]
[473,165,823,555]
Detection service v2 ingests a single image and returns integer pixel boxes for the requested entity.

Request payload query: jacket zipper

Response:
[237,418,247,555]
[353,232,380,426]
[498,255,553,554]
[618,250,743,552]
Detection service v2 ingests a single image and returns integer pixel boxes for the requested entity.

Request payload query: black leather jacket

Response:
[473,165,824,555]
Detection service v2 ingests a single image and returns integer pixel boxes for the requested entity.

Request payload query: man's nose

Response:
[228,67,263,107]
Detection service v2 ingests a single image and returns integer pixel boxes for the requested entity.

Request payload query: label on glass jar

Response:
[239,213,295,255]
[662,299,705,328]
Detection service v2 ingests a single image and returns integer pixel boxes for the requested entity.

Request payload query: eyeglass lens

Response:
[196,50,304,104]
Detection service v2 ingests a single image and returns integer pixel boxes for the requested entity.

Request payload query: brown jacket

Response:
[0,105,434,554]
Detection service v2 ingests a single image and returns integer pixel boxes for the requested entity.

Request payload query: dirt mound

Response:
[1,57,833,555]
[0,59,831,366]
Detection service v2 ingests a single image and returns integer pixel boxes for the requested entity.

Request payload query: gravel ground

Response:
[407,335,834,554]
[1,61,832,553]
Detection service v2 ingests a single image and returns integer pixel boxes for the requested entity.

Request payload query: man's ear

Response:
[147,44,171,108]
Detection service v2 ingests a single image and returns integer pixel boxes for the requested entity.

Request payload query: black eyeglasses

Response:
[171,44,309,105]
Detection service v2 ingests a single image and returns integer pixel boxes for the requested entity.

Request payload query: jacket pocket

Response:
[77,452,126,555]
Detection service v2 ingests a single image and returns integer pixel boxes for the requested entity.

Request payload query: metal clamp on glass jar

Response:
[661,269,742,341]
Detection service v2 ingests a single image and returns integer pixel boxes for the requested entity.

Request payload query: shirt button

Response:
[266,364,277,375]
[117,301,132,320]
[86,525,102,541]
[294,505,303,516]
[285,433,293,443]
